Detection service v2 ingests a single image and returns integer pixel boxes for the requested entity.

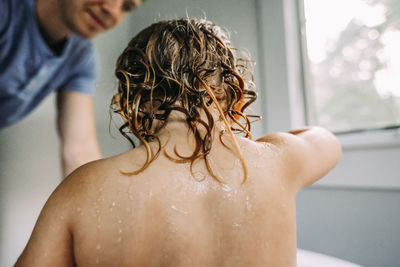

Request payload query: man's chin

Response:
[76,29,101,39]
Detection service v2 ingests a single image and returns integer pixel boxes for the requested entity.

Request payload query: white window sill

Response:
[337,128,400,150]
[311,127,400,189]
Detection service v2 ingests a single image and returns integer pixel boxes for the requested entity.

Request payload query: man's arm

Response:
[256,126,342,190]
[57,90,101,177]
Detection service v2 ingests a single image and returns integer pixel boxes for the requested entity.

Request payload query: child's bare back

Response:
[15,18,341,267]
[16,124,340,267]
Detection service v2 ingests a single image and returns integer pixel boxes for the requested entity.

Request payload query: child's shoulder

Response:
[253,127,342,190]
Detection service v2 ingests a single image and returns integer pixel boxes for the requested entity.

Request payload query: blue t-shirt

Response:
[0,0,98,129]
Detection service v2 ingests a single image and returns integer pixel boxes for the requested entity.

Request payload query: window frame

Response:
[256,0,400,188]
[297,0,400,148]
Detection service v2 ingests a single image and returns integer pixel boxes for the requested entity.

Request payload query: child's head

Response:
[112,18,258,181]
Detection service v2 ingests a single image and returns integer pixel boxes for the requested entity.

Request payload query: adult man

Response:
[0,0,142,176]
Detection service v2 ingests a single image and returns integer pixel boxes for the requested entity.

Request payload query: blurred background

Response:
[1,0,399,266]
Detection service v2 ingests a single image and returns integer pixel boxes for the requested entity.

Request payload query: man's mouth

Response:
[87,10,106,29]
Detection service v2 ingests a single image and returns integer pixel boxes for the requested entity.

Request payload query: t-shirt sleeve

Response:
[59,42,99,96]
[0,0,11,34]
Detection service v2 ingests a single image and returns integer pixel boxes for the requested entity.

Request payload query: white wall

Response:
[297,187,400,266]
[0,97,61,267]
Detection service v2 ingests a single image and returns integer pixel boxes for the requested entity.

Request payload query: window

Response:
[301,0,400,133]
[258,0,400,188]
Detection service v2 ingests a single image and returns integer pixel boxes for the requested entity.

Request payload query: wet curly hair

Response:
[111,18,258,183]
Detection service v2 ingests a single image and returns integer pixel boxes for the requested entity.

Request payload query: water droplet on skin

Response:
[128,185,135,201]
[246,196,252,210]
[222,184,232,192]
[255,162,263,168]
[233,223,241,227]
[234,158,241,167]
[193,172,206,181]
[171,205,188,215]
[118,228,123,234]
[112,202,116,207]
[256,145,264,155]
[96,244,101,250]
[194,181,207,195]
[263,142,272,149]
